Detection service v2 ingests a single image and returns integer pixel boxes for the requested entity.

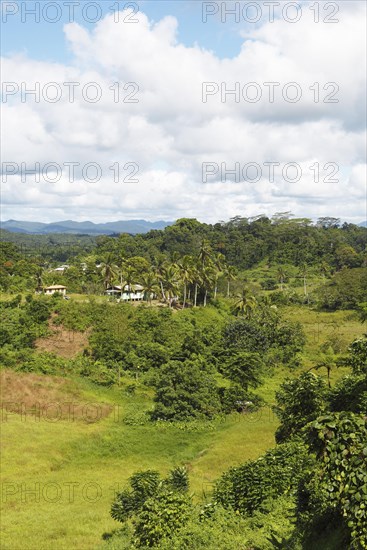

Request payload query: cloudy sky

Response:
[1,0,366,224]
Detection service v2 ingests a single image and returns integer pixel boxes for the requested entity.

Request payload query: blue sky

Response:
[2,1,248,61]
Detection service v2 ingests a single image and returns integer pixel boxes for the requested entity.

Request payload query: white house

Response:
[106,284,146,301]
[44,285,67,296]
[52,265,69,273]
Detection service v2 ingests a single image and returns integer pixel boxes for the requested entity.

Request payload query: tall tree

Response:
[198,239,212,268]
[123,264,137,301]
[177,255,193,308]
[100,253,118,291]
[277,266,287,291]
[152,255,168,301]
[161,265,179,307]
[34,266,44,292]
[223,264,237,298]
[213,253,225,299]
[140,271,159,306]
[299,263,309,301]
[234,288,257,319]
[201,264,216,307]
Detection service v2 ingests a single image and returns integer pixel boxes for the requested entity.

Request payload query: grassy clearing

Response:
[0,373,277,550]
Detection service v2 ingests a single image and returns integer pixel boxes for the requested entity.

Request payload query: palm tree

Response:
[191,264,202,307]
[123,265,137,301]
[234,288,257,319]
[118,257,127,298]
[100,254,118,291]
[201,264,216,307]
[198,239,212,268]
[161,264,179,307]
[277,266,287,291]
[177,255,193,308]
[223,264,237,298]
[152,255,168,301]
[140,271,159,305]
[213,253,225,299]
[313,348,337,389]
[34,266,44,292]
[299,263,309,301]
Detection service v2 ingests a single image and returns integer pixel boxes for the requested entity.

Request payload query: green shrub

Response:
[273,372,327,443]
[214,441,310,516]
[303,413,367,549]
[133,490,191,547]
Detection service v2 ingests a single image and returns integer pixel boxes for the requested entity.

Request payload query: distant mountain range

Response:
[1,219,366,235]
[0,219,173,235]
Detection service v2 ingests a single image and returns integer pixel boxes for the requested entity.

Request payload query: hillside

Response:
[0,218,366,549]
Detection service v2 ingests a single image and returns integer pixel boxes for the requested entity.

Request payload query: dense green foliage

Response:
[214,441,311,515]
[274,372,328,443]
[110,467,191,547]
[149,359,221,421]
[1,218,366,311]
[300,413,367,549]
[317,268,367,310]
[105,330,366,548]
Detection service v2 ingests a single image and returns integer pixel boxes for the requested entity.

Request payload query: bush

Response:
[317,268,367,310]
[133,490,191,547]
[328,375,367,414]
[110,468,191,547]
[150,359,221,421]
[305,413,367,549]
[273,372,327,443]
[340,335,367,374]
[260,278,277,290]
[214,441,310,516]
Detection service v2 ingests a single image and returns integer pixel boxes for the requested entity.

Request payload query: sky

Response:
[1,0,366,224]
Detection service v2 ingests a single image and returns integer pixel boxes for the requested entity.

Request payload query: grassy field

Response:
[1,375,276,549]
[1,306,365,549]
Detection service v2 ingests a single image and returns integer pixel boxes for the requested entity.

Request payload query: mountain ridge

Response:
[0,219,173,235]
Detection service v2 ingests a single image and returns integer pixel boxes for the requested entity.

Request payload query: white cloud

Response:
[1,4,366,223]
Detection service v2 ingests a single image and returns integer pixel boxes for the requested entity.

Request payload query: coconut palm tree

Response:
[122,264,137,301]
[223,264,237,298]
[201,264,216,307]
[100,254,118,291]
[213,253,225,299]
[198,239,212,268]
[177,255,193,308]
[277,266,287,291]
[161,264,179,307]
[234,288,257,319]
[299,263,309,301]
[190,263,202,307]
[140,271,159,305]
[152,255,168,301]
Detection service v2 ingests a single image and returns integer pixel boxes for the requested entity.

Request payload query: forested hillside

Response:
[1,214,366,549]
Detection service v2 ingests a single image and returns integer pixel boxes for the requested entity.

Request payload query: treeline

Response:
[1,215,366,311]
[1,215,366,269]
[95,215,367,269]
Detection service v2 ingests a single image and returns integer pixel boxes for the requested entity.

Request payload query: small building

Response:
[44,285,67,296]
[106,284,145,301]
[53,265,69,273]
